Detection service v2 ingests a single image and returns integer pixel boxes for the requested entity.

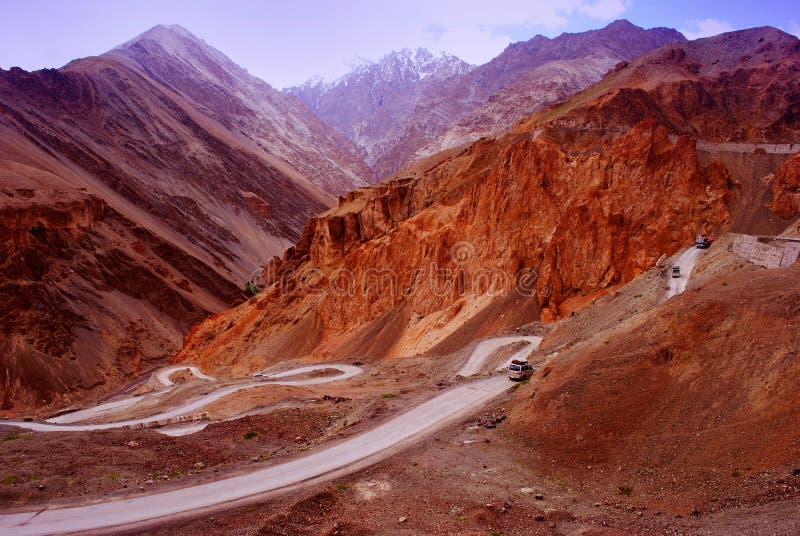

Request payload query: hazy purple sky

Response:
[0,0,798,88]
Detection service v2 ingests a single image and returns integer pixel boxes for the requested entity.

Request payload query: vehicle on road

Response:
[672,265,681,278]
[695,234,713,249]
[508,359,534,381]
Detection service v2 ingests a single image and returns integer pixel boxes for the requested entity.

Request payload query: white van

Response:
[508,359,534,381]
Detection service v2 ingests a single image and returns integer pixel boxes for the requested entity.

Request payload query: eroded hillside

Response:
[177,120,733,375]
[178,27,800,377]
[0,25,371,412]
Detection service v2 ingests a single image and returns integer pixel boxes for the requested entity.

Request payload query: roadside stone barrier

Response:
[669,135,800,155]
[124,411,210,430]
[733,234,800,269]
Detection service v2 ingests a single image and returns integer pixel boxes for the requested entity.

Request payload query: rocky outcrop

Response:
[771,152,800,218]
[178,120,734,373]
[0,191,105,245]
[241,192,273,220]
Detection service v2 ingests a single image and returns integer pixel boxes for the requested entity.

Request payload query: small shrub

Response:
[381,393,397,399]
[243,431,258,440]
[244,281,260,297]
[336,483,348,491]
[1,475,21,485]
[168,469,182,479]
[510,378,531,392]
[2,434,20,441]
[103,473,119,480]
[732,469,741,477]
[618,485,633,496]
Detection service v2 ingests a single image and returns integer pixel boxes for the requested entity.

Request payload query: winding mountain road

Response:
[154,366,216,387]
[47,366,218,424]
[4,365,362,433]
[457,335,542,377]
[0,377,511,535]
[0,336,540,535]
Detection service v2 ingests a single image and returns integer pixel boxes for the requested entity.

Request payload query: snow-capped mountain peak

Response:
[351,47,473,84]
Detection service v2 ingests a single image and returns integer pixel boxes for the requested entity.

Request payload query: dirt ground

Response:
[0,352,461,509]
[136,244,800,536]
[0,375,441,509]
[2,237,799,535]
[139,392,800,536]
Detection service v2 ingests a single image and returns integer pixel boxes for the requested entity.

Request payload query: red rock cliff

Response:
[771,152,800,218]
[178,119,734,374]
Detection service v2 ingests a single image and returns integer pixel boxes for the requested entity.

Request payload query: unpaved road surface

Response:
[48,366,217,424]
[154,366,216,387]
[0,336,542,535]
[4,365,363,433]
[666,247,703,299]
[0,377,511,535]
[457,336,542,377]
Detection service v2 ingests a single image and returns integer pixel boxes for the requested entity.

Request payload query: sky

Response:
[0,0,798,88]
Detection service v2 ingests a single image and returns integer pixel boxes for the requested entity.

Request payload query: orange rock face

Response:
[771,153,800,218]
[179,28,800,375]
[178,120,734,373]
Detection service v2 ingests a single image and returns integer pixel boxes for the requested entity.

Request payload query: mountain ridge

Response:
[288,19,686,181]
[179,26,799,378]
[286,46,473,179]
[0,24,370,411]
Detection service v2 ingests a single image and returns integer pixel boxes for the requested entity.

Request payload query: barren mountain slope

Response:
[0,189,242,412]
[418,19,686,159]
[521,26,800,144]
[177,119,733,375]
[507,264,800,511]
[0,25,370,412]
[178,28,798,377]
[112,25,370,196]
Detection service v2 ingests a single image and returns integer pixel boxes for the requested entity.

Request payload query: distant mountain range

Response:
[286,48,473,181]
[288,20,685,181]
